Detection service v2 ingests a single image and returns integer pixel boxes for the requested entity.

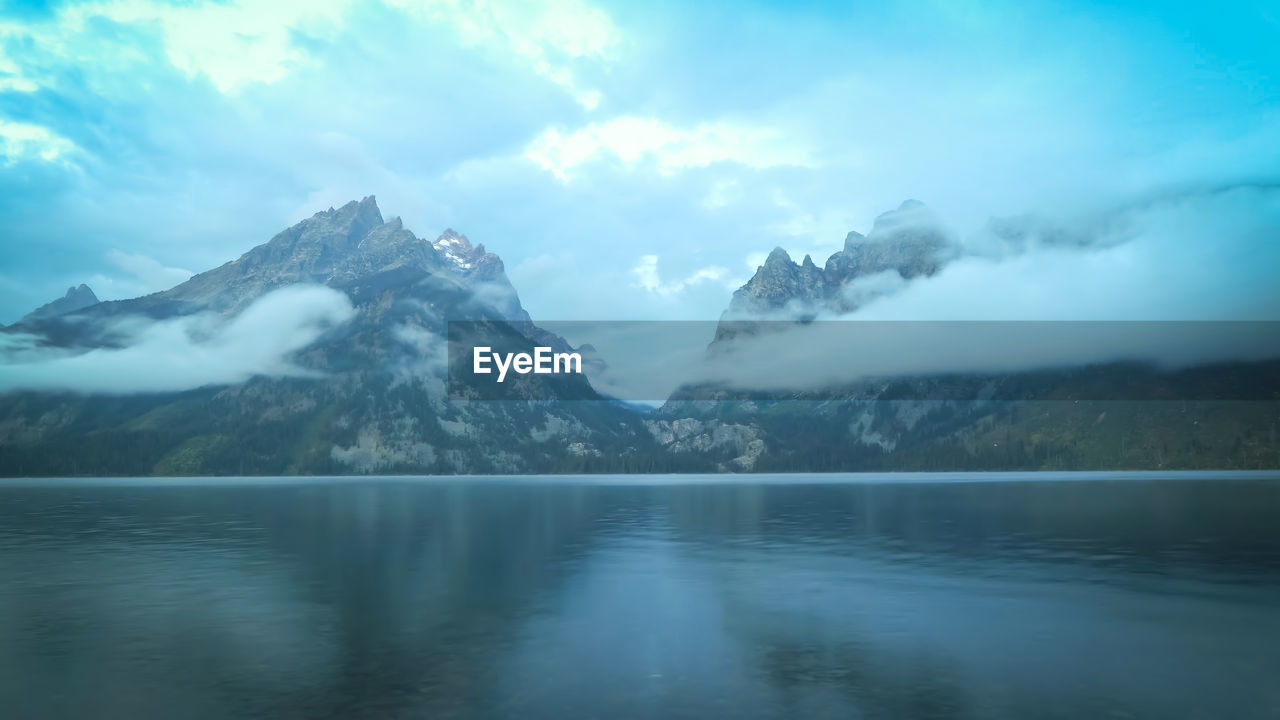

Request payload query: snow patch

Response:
[433,233,476,269]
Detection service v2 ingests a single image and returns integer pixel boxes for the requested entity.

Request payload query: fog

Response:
[542,185,1280,401]
[851,184,1280,321]
[0,286,354,394]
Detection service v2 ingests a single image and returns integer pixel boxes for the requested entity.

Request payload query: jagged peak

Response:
[764,246,793,267]
[352,195,383,225]
[331,196,383,239]
[801,254,817,269]
[843,230,866,250]
[67,284,97,301]
[434,229,473,250]
[315,195,383,226]
[433,229,480,269]
[20,282,99,323]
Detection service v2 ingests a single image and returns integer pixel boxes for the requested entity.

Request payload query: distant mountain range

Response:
[1,197,1276,476]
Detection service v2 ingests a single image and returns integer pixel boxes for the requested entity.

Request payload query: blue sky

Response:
[1,0,1277,323]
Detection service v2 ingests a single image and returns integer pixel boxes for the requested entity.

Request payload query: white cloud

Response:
[766,189,856,256]
[387,0,618,108]
[389,321,449,391]
[839,269,908,308]
[848,186,1280,321]
[0,285,354,393]
[51,0,353,93]
[87,251,197,301]
[396,0,616,59]
[0,46,36,92]
[0,120,78,165]
[6,0,615,100]
[631,255,732,296]
[106,250,195,294]
[525,116,816,180]
[1,0,1274,329]
[702,178,739,209]
[684,318,1280,395]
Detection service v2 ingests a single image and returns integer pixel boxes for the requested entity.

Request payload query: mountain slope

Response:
[728,200,950,317]
[1,197,1276,476]
[652,200,1280,471]
[19,284,99,324]
[0,198,666,476]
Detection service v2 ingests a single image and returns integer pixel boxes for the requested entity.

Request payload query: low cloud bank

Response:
[849,184,1280,321]
[541,320,1280,403]
[0,285,354,394]
[691,321,1280,395]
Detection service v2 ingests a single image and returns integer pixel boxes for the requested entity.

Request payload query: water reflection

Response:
[1,476,1278,718]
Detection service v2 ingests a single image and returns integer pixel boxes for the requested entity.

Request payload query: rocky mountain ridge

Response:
[20,284,99,324]
[728,199,951,317]
[1,197,1276,475]
[0,198,662,475]
[656,198,1279,472]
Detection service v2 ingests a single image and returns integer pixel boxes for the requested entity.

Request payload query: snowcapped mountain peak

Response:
[433,229,478,269]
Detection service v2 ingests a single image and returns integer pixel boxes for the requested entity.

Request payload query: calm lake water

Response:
[2,473,1279,719]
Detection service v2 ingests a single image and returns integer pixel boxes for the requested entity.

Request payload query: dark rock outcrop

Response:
[20,284,99,323]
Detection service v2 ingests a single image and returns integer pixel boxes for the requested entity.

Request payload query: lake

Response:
[2,473,1279,719]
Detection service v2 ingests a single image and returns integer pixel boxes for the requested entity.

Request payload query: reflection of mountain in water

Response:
[0,482,635,717]
[2,478,1279,717]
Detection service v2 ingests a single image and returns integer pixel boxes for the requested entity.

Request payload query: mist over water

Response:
[2,475,1279,719]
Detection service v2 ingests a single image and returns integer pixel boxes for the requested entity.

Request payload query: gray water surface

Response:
[2,473,1279,719]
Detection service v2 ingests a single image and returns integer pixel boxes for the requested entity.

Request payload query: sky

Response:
[0,0,1278,325]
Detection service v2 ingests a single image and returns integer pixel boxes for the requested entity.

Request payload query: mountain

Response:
[728,200,950,317]
[19,284,99,324]
[0,197,1276,476]
[650,363,1280,472]
[43,197,525,325]
[650,200,1280,472]
[0,198,675,476]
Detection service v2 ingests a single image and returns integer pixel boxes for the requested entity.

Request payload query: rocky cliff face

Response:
[649,199,1280,471]
[1,197,1274,476]
[659,199,978,467]
[149,196,418,313]
[110,197,528,319]
[19,284,99,324]
[0,198,657,476]
[728,200,950,317]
